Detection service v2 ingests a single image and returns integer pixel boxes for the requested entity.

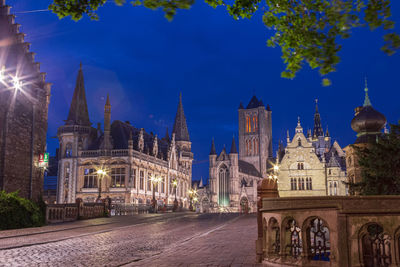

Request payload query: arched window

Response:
[329,182,333,195]
[64,163,70,203]
[218,165,229,207]
[65,143,72,158]
[309,178,312,190]
[301,178,305,190]
[334,182,337,196]
[307,218,330,261]
[298,163,304,170]
[267,218,280,256]
[253,115,258,132]
[246,116,251,133]
[298,139,302,147]
[253,139,256,155]
[328,169,332,175]
[286,219,302,258]
[361,224,391,266]
[291,178,297,190]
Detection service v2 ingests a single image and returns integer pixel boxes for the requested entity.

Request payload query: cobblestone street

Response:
[0,213,258,267]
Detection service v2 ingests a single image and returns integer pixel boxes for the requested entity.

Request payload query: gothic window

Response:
[286,219,302,258]
[253,139,256,155]
[253,115,258,132]
[139,170,144,190]
[65,143,72,158]
[329,182,333,195]
[132,169,136,189]
[298,139,302,147]
[297,163,304,170]
[291,178,297,190]
[309,178,312,190]
[64,163,70,202]
[328,169,332,175]
[255,138,259,155]
[218,165,229,207]
[306,178,309,190]
[307,218,330,261]
[298,178,305,190]
[111,168,126,188]
[161,176,165,193]
[361,224,391,267]
[83,168,98,188]
[246,116,251,133]
[147,173,152,191]
[334,182,337,195]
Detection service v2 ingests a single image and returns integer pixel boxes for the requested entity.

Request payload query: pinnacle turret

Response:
[66,63,91,126]
[210,138,217,155]
[230,136,237,154]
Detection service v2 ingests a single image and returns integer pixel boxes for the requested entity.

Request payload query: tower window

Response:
[297,163,304,170]
[298,139,302,147]
[253,116,258,132]
[65,143,72,158]
[246,116,251,133]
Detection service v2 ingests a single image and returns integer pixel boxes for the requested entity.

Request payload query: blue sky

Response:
[8,0,400,183]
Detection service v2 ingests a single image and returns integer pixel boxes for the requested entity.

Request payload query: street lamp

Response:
[172,178,178,211]
[97,169,106,199]
[150,175,162,213]
[188,188,197,211]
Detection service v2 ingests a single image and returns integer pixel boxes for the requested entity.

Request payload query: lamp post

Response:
[97,169,106,199]
[172,178,178,211]
[150,175,162,213]
[188,188,197,211]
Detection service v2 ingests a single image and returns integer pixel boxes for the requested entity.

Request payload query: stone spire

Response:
[313,99,324,137]
[363,77,372,107]
[230,136,238,154]
[172,93,190,142]
[66,63,91,126]
[164,127,170,142]
[210,138,217,155]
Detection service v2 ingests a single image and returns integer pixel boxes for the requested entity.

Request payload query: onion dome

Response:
[351,79,386,143]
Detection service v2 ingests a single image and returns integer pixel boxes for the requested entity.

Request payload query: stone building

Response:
[206,96,272,212]
[57,65,193,206]
[0,1,51,200]
[277,101,347,197]
[344,82,387,190]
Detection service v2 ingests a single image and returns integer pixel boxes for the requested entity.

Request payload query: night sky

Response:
[8,0,400,183]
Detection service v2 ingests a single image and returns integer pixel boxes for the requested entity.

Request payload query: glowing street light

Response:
[12,75,22,91]
[188,188,197,211]
[273,165,279,172]
[150,175,162,213]
[97,169,107,199]
[172,178,178,211]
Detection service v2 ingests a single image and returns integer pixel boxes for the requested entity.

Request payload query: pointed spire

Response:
[286,130,290,143]
[105,93,110,106]
[313,98,324,137]
[363,77,372,107]
[66,63,91,126]
[230,136,237,154]
[296,116,303,133]
[325,126,330,137]
[210,138,217,155]
[199,177,204,188]
[172,93,190,142]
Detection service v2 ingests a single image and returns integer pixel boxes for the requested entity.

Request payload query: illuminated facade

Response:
[206,96,272,212]
[57,65,193,205]
[277,101,348,197]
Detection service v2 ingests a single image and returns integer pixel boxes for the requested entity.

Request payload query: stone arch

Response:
[302,216,331,261]
[267,217,280,257]
[281,216,302,259]
[394,226,400,265]
[358,222,392,267]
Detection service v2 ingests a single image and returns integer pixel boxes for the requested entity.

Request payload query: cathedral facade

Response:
[276,101,348,197]
[57,65,193,206]
[207,96,273,212]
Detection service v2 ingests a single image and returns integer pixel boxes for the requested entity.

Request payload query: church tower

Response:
[238,96,272,177]
[57,63,94,203]
[172,93,193,176]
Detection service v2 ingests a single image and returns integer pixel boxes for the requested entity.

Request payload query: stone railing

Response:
[112,203,151,215]
[257,193,400,267]
[111,149,129,157]
[46,198,110,224]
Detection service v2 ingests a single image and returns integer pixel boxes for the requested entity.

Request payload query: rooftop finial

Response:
[363,77,372,107]
[80,62,82,69]
[315,98,319,113]
[297,116,301,126]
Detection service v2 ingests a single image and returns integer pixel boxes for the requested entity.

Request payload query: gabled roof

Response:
[238,160,262,177]
[66,64,91,126]
[90,120,169,160]
[172,93,190,142]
